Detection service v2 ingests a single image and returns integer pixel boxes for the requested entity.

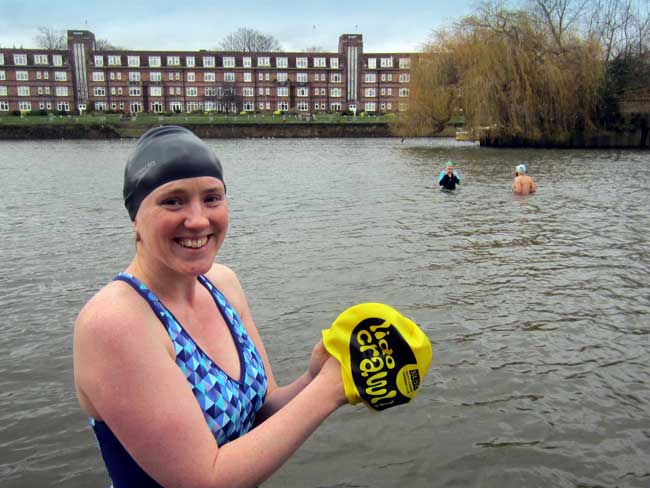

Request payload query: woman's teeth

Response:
[178,236,208,248]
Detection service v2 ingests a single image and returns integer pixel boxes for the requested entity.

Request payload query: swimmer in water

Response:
[73,125,347,487]
[439,161,460,190]
[512,164,537,195]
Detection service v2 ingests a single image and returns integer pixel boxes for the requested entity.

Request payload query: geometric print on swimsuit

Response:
[117,272,268,446]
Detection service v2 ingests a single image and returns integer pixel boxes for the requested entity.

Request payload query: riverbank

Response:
[0,113,461,140]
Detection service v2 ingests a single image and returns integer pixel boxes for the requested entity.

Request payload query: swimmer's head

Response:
[123,125,225,221]
[516,164,527,174]
[445,161,454,170]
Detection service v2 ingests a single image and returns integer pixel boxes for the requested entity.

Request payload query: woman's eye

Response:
[161,198,182,207]
[205,195,223,205]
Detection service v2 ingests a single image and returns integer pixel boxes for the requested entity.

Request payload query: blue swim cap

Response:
[516,164,527,174]
[123,125,225,221]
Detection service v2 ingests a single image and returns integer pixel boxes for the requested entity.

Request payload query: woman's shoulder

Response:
[75,279,152,339]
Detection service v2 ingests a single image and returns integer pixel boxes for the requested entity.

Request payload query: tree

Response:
[95,39,123,50]
[34,26,66,49]
[217,28,282,52]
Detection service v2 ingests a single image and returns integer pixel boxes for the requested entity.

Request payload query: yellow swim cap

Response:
[322,303,432,411]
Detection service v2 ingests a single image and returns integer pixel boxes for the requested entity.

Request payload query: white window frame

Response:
[204,72,216,82]
[313,57,326,67]
[186,87,198,97]
[330,88,342,97]
[56,86,70,97]
[129,86,142,96]
[127,56,140,67]
[149,86,162,97]
[55,71,67,81]
[203,56,215,68]
[92,71,105,81]
[399,58,410,68]
[243,72,252,82]
[224,72,235,82]
[52,55,63,66]
[16,71,28,81]
[186,56,195,67]
[242,87,254,97]
[276,72,288,82]
[14,54,27,65]
[276,57,288,68]
[128,72,141,82]
[34,54,48,65]
[108,55,121,66]
[380,57,393,68]
[187,72,196,82]
[277,87,288,97]
[297,87,309,97]
[296,57,308,68]
[223,56,235,68]
[257,56,270,67]
[150,72,162,82]
[367,58,376,69]
[330,58,339,68]
[243,57,252,67]
[18,86,30,96]
[19,101,32,111]
[167,56,181,66]
[149,56,161,68]
[297,72,307,83]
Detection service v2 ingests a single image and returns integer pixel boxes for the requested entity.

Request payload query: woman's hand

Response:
[307,340,330,380]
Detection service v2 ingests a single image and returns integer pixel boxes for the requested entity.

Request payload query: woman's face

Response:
[133,176,228,276]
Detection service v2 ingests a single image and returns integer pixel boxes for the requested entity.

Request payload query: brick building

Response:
[0,30,412,115]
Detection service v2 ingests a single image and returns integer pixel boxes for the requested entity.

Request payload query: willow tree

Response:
[395,2,606,144]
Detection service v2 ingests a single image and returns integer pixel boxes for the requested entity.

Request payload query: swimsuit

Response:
[91,272,268,487]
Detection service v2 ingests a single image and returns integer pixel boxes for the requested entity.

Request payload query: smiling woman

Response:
[72,125,348,487]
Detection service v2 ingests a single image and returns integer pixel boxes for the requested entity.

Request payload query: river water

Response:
[0,137,648,488]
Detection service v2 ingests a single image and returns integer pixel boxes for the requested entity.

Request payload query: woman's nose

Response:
[184,201,209,228]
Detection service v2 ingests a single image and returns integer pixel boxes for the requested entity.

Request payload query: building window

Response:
[297,72,307,83]
[94,87,106,96]
[16,71,28,81]
[296,57,308,68]
[149,56,161,67]
[129,86,141,96]
[150,86,162,96]
[55,86,68,97]
[94,55,104,66]
[37,86,43,95]
[399,58,410,68]
[297,101,309,111]
[243,72,252,82]
[367,58,376,69]
[330,88,342,97]
[222,56,235,68]
[167,56,181,66]
[14,54,27,65]
[150,72,162,82]
[224,72,235,82]
[203,56,215,67]
[55,71,67,81]
[0,71,5,80]
[95,101,107,111]
[243,57,252,67]
[0,54,4,65]
[364,73,376,83]
[276,57,288,68]
[364,102,376,112]
[127,56,140,67]
[18,86,30,96]
[277,101,289,111]
[276,72,288,82]
[257,57,270,67]
[187,72,196,82]
[186,56,195,67]
[399,88,409,97]
[0,86,7,96]
[19,101,32,111]
[186,87,198,97]
[151,101,163,113]
[0,101,9,111]
[330,73,341,83]
[380,57,393,68]
[45,86,50,94]
[34,54,48,65]
[277,87,288,97]
[128,72,141,81]
[175,72,180,80]
[329,57,339,68]
[92,71,105,81]
[108,55,121,66]
[399,73,410,83]
[243,101,254,111]
[364,88,376,97]
[313,57,326,67]
[258,87,264,95]
[204,72,216,82]
[52,55,63,66]
[297,87,309,97]
[242,87,254,97]
[175,87,181,95]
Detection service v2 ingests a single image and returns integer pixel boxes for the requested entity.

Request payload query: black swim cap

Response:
[123,125,225,221]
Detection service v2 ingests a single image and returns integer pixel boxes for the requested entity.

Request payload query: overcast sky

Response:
[0,0,476,53]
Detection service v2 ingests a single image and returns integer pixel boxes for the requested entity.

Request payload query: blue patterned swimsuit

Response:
[91,272,268,487]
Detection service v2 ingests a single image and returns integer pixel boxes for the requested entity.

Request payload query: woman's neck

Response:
[126,256,201,305]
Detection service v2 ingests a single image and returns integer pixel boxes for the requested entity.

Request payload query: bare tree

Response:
[34,26,66,49]
[95,38,123,50]
[217,28,282,52]
[526,0,591,51]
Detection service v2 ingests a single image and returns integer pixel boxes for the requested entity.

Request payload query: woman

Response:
[73,125,347,487]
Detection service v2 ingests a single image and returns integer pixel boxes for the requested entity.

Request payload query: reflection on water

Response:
[0,138,648,487]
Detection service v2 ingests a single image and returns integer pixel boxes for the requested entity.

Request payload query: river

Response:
[0,137,648,487]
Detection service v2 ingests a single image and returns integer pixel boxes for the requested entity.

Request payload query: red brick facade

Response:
[0,30,412,115]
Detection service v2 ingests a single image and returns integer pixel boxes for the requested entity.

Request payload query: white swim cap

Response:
[516,164,527,174]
